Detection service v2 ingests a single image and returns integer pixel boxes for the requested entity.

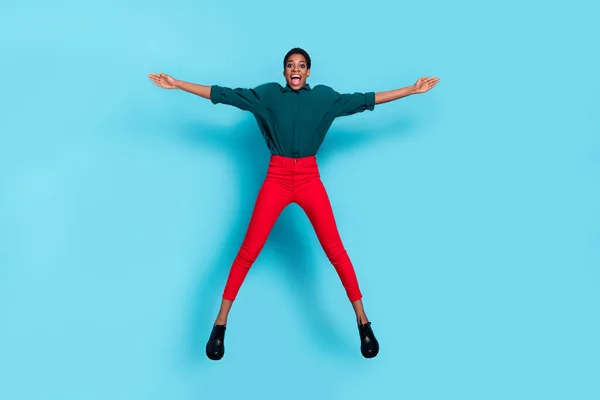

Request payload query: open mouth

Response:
[291,74,301,85]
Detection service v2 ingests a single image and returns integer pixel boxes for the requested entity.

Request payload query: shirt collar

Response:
[282,83,312,92]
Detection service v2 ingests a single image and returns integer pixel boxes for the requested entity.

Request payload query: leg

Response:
[351,299,369,325]
[206,180,290,361]
[296,178,379,358]
[219,179,291,322]
[214,299,233,326]
[295,179,367,321]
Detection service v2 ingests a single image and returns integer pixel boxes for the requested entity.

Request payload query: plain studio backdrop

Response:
[1,1,599,399]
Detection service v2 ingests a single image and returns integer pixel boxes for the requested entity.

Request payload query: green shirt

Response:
[210,82,376,157]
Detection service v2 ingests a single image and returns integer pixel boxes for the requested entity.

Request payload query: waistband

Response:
[270,155,316,166]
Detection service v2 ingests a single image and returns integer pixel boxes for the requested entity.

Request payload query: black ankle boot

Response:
[358,322,379,358]
[206,324,226,360]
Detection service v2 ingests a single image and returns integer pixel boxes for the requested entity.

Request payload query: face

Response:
[283,54,310,90]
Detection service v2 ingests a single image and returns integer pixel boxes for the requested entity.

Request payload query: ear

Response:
[307,69,311,77]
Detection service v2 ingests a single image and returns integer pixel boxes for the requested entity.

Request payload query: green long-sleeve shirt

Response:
[210,82,376,157]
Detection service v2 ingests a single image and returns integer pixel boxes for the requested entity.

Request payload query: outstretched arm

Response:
[375,76,440,105]
[148,72,269,113]
[148,73,211,99]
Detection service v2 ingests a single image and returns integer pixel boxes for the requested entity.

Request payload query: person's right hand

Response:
[148,72,178,89]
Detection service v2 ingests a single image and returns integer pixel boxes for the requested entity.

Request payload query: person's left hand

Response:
[414,76,440,93]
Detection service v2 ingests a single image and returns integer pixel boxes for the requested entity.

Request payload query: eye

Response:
[300,64,306,69]
[287,63,293,68]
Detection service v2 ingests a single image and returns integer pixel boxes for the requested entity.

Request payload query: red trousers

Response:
[222,155,363,302]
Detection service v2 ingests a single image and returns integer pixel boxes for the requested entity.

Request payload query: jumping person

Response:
[148,47,439,360]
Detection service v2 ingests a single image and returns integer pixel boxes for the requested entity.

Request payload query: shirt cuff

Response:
[365,92,376,110]
[210,85,223,104]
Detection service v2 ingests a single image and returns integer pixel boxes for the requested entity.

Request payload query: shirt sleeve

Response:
[210,84,268,113]
[329,90,376,117]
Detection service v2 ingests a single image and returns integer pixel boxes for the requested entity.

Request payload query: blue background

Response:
[1,0,599,399]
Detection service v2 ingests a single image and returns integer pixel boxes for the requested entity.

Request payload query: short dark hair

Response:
[283,47,311,69]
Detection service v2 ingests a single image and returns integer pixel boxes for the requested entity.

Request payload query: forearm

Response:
[374,85,417,105]
[174,80,211,99]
